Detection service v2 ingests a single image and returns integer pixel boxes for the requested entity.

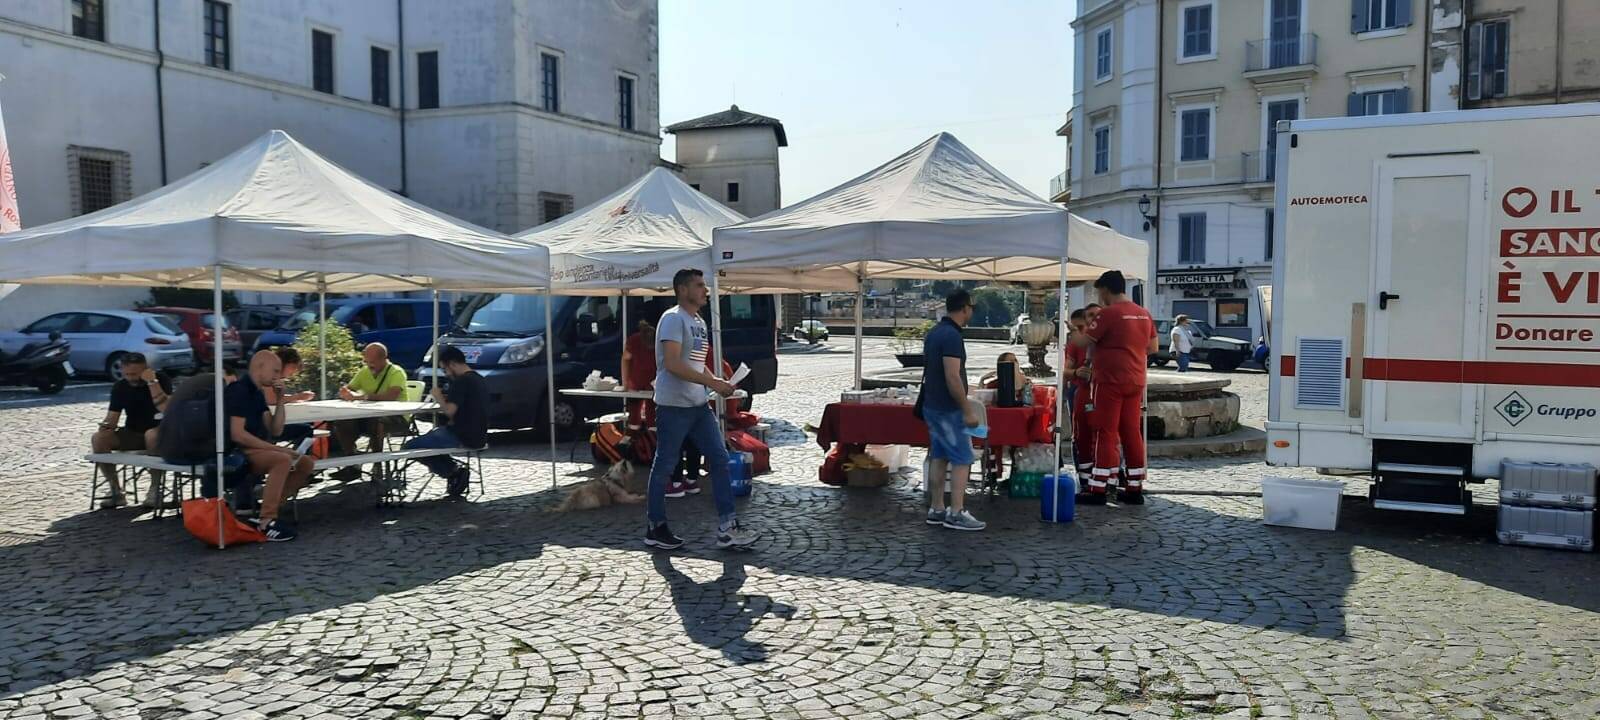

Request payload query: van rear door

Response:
[1366,156,1488,440]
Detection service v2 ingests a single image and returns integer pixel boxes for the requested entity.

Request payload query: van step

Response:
[1376,462,1466,477]
[1374,499,1468,515]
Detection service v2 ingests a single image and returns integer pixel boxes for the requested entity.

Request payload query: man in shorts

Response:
[89,353,173,508]
[920,290,986,531]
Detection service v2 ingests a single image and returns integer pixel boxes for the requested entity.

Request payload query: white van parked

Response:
[1267,103,1600,515]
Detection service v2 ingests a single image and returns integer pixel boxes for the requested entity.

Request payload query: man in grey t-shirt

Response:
[642,268,758,551]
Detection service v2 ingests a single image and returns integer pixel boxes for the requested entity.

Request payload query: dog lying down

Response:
[556,460,645,511]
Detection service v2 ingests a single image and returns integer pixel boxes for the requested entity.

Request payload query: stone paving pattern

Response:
[0,339,1596,719]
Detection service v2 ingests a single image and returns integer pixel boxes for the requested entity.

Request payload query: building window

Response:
[71,0,104,41]
[1179,213,1207,264]
[1094,26,1113,81]
[1179,108,1211,162]
[726,182,740,203]
[1216,298,1249,328]
[539,192,574,224]
[203,1,230,70]
[66,146,131,216]
[1354,0,1411,33]
[540,53,560,113]
[617,75,636,130]
[1181,3,1213,59]
[311,30,335,94]
[1467,19,1510,101]
[370,47,391,107]
[1351,88,1408,116]
[1265,209,1274,260]
[1092,125,1111,175]
[417,51,440,109]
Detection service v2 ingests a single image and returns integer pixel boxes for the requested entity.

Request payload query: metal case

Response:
[1497,505,1595,552]
[1499,460,1597,510]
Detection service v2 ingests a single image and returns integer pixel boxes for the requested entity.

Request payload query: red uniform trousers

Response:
[1070,386,1094,485]
[1092,381,1146,494]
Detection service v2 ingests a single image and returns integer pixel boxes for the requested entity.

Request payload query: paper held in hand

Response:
[729,363,751,386]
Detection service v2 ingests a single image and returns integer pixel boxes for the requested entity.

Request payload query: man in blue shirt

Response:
[921,290,986,531]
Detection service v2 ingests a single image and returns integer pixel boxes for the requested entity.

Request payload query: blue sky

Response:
[660,0,1075,207]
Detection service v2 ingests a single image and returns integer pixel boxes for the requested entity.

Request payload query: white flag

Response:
[0,96,19,232]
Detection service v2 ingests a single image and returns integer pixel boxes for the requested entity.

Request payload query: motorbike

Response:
[0,331,73,394]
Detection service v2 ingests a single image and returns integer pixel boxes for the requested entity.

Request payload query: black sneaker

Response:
[644,523,683,550]
[447,467,471,498]
[1076,492,1108,506]
[259,520,297,542]
[1117,490,1145,505]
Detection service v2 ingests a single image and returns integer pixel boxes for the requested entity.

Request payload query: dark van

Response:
[419,293,778,433]
[252,298,452,370]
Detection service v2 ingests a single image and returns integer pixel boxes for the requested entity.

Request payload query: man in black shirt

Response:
[404,345,487,498]
[227,350,315,542]
[90,353,172,508]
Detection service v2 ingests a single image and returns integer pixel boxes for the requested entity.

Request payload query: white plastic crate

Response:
[1262,477,1343,531]
[865,444,910,471]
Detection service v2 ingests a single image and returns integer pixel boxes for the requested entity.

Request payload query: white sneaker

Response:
[942,509,987,532]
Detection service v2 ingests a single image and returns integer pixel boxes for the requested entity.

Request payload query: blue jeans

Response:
[924,406,975,465]
[647,404,734,526]
[404,427,463,477]
[1177,352,1191,372]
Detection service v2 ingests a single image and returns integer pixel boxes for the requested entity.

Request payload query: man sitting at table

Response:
[404,345,487,499]
[330,342,407,479]
[227,350,315,542]
[89,353,173,509]
[271,347,317,445]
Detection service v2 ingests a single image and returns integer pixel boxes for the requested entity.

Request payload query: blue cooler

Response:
[1040,473,1076,523]
[729,454,753,497]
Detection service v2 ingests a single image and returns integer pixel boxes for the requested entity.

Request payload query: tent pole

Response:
[619,289,629,410]
[709,268,727,431]
[545,290,557,490]
[212,265,226,549]
[317,276,327,399]
[1056,259,1068,515]
[430,285,439,380]
[853,268,864,391]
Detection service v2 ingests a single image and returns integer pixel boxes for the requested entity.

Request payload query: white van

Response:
[1267,104,1600,515]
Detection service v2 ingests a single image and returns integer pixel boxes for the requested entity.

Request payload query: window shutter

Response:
[1394,87,1411,113]
[1395,0,1413,28]
[1467,22,1484,100]
[1347,92,1364,117]
[1351,0,1369,34]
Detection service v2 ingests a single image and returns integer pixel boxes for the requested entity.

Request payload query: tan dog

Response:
[556,461,644,511]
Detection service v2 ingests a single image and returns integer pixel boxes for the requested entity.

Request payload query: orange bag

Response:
[182,498,267,548]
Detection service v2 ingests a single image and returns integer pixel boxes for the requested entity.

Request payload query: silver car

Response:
[0,310,195,380]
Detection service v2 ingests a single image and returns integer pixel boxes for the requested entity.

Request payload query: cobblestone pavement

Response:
[1,340,1597,719]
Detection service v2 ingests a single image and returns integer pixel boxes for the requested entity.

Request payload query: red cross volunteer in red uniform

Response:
[1074,271,1157,505]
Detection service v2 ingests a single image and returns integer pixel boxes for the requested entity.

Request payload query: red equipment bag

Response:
[182,498,266,548]
[818,442,863,486]
[591,422,628,465]
[725,429,770,475]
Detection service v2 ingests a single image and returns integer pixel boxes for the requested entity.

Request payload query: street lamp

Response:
[1138,193,1158,232]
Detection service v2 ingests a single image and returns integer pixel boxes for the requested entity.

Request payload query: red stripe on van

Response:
[1279,355,1600,388]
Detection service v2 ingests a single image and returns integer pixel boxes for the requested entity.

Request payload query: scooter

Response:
[0,331,73,394]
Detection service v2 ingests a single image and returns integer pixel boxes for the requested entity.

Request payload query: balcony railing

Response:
[1049,171,1069,200]
[1242,149,1276,183]
[1245,33,1317,73]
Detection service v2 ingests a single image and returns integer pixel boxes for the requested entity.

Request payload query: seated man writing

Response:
[227,350,315,542]
[331,342,407,479]
[89,353,173,509]
[270,347,316,445]
[403,345,487,499]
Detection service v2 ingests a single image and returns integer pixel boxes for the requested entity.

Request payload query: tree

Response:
[288,320,363,396]
[968,287,1014,328]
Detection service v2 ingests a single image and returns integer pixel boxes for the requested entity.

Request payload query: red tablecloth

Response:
[815,390,1056,450]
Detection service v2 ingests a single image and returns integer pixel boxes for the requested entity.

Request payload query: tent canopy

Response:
[711,132,1147,288]
[519,167,853,295]
[0,130,548,292]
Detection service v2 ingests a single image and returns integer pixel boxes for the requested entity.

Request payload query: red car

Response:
[144,306,243,365]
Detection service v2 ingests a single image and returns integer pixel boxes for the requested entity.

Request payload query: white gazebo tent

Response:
[710,132,1148,483]
[517,166,855,398]
[0,129,553,545]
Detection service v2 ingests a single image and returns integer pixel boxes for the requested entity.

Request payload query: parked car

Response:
[144,306,243,366]
[421,293,778,434]
[0,310,194,379]
[792,319,830,343]
[252,298,451,369]
[1149,319,1251,372]
[226,305,293,351]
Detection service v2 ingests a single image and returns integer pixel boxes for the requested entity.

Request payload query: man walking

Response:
[404,345,487,499]
[1072,271,1157,504]
[1170,314,1195,373]
[642,268,756,551]
[920,290,986,531]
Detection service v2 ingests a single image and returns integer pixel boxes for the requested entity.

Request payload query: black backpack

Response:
[160,395,217,464]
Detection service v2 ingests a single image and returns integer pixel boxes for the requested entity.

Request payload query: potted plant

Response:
[893,320,934,368]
